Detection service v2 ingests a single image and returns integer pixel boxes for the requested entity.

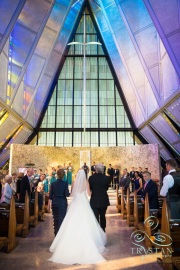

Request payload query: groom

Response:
[89,163,111,232]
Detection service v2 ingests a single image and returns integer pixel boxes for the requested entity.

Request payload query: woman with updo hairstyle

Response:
[134,171,143,195]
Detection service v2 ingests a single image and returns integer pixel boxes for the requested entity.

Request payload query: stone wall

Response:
[10,144,161,181]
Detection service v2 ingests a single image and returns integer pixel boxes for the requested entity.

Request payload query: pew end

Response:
[0,196,18,253]
[16,191,30,237]
[158,198,180,270]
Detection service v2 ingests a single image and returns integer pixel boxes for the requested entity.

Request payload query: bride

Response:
[48,169,107,265]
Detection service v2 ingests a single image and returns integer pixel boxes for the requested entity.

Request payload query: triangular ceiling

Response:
[0,0,179,168]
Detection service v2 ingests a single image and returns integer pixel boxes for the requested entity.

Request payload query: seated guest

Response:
[141,171,159,210]
[134,171,143,195]
[119,168,130,194]
[0,175,13,204]
[160,159,180,219]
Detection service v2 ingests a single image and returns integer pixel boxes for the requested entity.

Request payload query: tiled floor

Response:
[0,193,163,270]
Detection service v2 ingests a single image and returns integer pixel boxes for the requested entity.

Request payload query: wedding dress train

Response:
[49,170,107,265]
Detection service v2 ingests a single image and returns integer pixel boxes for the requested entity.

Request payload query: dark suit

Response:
[91,165,96,174]
[107,167,114,186]
[19,175,31,203]
[141,179,159,210]
[50,179,70,235]
[119,175,130,194]
[89,173,110,231]
[113,169,120,189]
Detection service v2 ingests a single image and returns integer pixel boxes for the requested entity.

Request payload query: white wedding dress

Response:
[48,170,107,265]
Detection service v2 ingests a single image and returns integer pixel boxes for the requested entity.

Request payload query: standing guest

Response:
[19,168,34,203]
[113,165,120,189]
[43,175,49,193]
[119,169,130,194]
[0,175,13,204]
[138,167,143,179]
[67,162,73,185]
[50,172,57,185]
[129,167,135,191]
[10,173,17,195]
[102,162,106,175]
[89,163,111,232]
[50,169,70,236]
[16,172,24,201]
[141,171,159,210]
[91,162,96,175]
[33,169,39,179]
[160,159,180,219]
[82,162,89,179]
[107,164,114,187]
[133,171,143,195]
[37,174,45,221]
[62,163,67,181]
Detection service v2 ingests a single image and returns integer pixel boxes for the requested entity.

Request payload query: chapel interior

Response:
[0,0,180,269]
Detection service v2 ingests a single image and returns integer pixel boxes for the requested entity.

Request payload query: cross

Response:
[68,10,101,132]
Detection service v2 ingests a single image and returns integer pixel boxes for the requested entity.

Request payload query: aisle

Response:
[0,199,162,270]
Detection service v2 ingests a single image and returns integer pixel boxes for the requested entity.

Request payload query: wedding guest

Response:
[129,167,135,191]
[102,162,106,175]
[43,175,49,193]
[107,164,114,187]
[49,172,57,185]
[160,159,180,219]
[37,174,45,208]
[16,172,24,201]
[134,171,143,195]
[141,171,159,210]
[19,168,34,203]
[67,162,73,185]
[113,165,120,189]
[50,169,70,236]
[91,162,96,175]
[10,173,17,195]
[0,175,13,204]
[119,168,130,194]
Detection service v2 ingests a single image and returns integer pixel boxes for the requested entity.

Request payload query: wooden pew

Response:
[139,194,163,249]
[121,187,127,219]
[133,190,144,230]
[38,191,45,221]
[29,190,38,227]
[126,188,134,226]
[116,186,121,213]
[0,196,18,252]
[44,193,50,213]
[159,198,180,269]
[15,192,30,237]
